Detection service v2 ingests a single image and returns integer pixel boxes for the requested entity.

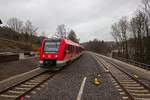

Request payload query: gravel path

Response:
[0,57,39,81]
[27,52,121,100]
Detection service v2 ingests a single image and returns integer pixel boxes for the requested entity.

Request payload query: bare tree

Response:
[7,17,23,33]
[111,0,150,64]
[56,24,67,38]
[130,17,138,60]
[142,0,150,37]
[111,23,120,44]
[137,10,145,62]
[111,22,123,55]
[23,20,37,35]
[118,17,129,58]
[22,20,38,44]
[142,0,150,63]
[111,17,129,58]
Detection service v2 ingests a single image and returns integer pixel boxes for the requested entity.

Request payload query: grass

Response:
[0,38,39,52]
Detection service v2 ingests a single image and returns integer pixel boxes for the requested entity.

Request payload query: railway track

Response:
[0,70,58,100]
[95,54,150,100]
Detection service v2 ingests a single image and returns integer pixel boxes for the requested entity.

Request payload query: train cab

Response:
[39,38,84,67]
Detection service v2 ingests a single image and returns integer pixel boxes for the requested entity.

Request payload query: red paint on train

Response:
[39,38,84,67]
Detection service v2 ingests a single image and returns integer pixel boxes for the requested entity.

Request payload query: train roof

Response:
[63,39,84,48]
[44,38,61,42]
[64,39,78,46]
[43,38,84,48]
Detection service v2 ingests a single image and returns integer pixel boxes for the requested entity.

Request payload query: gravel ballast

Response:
[28,52,121,100]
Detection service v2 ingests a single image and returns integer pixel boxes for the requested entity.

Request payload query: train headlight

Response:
[55,55,57,58]
[39,60,43,64]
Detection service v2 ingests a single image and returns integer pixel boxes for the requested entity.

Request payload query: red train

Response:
[39,38,84,67]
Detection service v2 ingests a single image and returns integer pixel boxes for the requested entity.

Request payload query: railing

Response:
[113,56,150,70]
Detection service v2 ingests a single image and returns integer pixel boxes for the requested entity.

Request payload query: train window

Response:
[70,45,72,52]
[71,45,73,52]
[72,46,75,53]
[65,45,70,54]
[76,47,78,53]
[44,42,60,53]
[68,45,71,53]
[69,45,72,53]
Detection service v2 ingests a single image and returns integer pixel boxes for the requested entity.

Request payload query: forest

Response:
[111,0,150,64]
[0,18,42,51]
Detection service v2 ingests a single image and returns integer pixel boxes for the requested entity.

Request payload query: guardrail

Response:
[113,56,150,70]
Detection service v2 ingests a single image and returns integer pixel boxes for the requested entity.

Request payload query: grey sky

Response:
[0,0,142,42]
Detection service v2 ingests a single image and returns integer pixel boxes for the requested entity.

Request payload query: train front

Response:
[39,39,61,67]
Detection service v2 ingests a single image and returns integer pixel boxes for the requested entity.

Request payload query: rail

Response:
[113,56,150,70]
[96,54,150,100]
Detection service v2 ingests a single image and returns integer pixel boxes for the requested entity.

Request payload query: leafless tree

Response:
[111,17,129,58]
[56,24,67,38]
[23,20,37,35]
[21,20,38,44]
[126,10,145,62]
[110,0,150,64]
[7,17,23,33]
[142,0,150,37]
[118,17,129,58]
[142,0,150,63]
[111,23,120,44]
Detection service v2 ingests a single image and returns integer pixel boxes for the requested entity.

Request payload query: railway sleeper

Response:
[127,89,149,93]
[135,97,150,100]
[122,84,141,87]
[8,90,25,94]
[21,84,35,87]
[125,86,144,89]
[24,82,39,85]
[131,93,150,97]
[120,81,137,84]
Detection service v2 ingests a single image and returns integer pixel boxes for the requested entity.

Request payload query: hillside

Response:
[0,26,41,52]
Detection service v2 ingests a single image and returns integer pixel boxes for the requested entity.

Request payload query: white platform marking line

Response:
[76,77,87,100]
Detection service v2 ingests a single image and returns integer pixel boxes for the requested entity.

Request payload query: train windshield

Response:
[44,42,60,53]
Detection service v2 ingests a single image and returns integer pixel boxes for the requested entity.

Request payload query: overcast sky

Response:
[0,0,142,42]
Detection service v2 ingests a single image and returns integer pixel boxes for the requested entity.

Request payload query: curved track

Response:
[95,54,150,100]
